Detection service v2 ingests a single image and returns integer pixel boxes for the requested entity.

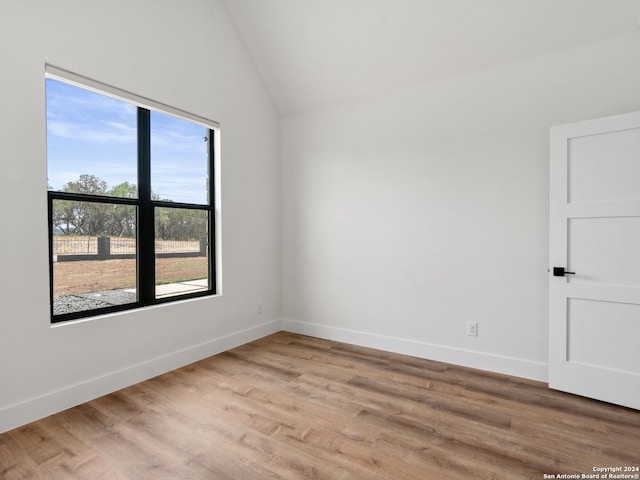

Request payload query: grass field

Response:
[53,257,208,296]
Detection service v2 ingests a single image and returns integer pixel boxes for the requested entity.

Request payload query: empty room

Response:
[1,0,639,478]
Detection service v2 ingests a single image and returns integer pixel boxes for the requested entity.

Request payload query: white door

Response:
[549,111,640,410]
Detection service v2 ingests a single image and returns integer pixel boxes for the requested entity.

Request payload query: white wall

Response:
[281,31,640,380]
[0,0,280,433]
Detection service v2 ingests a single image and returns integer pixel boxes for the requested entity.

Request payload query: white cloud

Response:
[47,119,136,144]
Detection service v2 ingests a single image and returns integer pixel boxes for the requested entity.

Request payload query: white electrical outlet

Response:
[467,321,478,336]
[256,304,263,314]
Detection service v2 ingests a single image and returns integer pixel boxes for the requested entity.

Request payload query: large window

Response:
[46,67,218,323]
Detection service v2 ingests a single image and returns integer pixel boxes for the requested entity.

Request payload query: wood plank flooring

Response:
[1,332,639,479]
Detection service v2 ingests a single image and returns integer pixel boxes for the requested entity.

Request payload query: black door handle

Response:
[553,267,576,277]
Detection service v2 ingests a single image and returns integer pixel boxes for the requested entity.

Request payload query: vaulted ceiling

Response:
[222,0,640,115]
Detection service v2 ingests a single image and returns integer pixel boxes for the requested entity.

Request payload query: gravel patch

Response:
[54,289,137,316]
[76,289,137,305]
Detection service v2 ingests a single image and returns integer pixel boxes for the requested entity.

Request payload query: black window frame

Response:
[47,74,217,324]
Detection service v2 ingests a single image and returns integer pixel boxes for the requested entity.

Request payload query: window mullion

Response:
[137,108,155,304]
[208,129,216,294]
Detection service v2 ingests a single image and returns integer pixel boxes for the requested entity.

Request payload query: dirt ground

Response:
[53,257,208,296]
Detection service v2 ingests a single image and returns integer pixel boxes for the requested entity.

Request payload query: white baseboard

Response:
[1,317,548,434]
[0,319,281,434]
[281,318,548,383]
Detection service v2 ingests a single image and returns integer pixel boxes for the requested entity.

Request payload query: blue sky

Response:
[46,78,209,205]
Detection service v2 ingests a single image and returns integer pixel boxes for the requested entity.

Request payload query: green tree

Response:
[67,175,108,235]
[107,181,137,237]
[52,175,205,241]
[63,174,107,195]
[155,207,207,241]
[51,199,76,235]
[52,174,109,235]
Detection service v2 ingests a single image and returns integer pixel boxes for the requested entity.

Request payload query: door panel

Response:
[568,216,640,287]
[549,111,640,410]
[568,127,640,203]
[567,298,640,375]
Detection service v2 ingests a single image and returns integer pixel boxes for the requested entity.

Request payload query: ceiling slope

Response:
[222,0,640,115]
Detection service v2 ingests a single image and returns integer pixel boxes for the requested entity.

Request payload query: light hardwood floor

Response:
[1,332,639,479]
